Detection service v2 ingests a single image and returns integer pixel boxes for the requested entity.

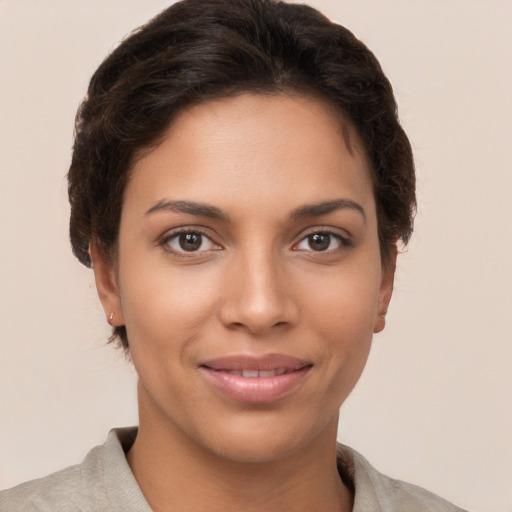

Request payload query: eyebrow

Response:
[146,198,366,223]
[145,199,229,220]
[290,199,366,222]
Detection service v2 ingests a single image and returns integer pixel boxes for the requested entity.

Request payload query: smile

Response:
[223,369,288,377]
[200,354,312,403]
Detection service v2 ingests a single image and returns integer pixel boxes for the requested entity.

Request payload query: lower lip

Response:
[201,367,311,403]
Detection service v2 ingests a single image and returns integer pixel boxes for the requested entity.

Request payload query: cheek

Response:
[309,296,375,409]
[118,257,221,357]
[298,260,381,386]
[311,287,376,371]
[300,261,382,339]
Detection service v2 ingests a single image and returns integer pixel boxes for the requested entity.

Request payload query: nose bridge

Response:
[219,239,296,334]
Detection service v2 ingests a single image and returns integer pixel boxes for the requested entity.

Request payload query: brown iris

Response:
[308,233,331,251]
[179,232,203,251]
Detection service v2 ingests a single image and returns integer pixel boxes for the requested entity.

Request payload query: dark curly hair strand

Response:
[68,0,416,349]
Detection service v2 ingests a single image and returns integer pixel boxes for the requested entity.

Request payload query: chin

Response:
[191,408,339,465]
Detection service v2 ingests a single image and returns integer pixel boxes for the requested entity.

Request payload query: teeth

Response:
[218,368,293,377]
[242,370,259,378]
[223,369,289,378]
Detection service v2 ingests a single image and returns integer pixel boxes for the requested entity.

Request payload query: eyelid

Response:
[159,226,223,255]
[292,226,352,251]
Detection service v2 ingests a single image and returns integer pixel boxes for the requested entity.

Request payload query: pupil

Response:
[309,233,330,251]
[179,233,202,251]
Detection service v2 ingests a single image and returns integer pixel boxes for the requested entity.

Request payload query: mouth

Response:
[217,368,290,378]
[199,354,312,403]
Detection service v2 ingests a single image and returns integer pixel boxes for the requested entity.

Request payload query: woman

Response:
[0,0,468,510]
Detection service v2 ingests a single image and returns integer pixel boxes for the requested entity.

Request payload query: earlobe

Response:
[373,245,397,334]
[89,241,124,326]
[373,312,387,334]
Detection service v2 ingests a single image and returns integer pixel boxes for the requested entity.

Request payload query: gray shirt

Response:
[0,427,468,511]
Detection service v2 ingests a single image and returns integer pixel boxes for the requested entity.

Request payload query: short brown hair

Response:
[68,0,416,348]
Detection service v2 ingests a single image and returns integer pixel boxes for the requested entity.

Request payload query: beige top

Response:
[0,427,468,512]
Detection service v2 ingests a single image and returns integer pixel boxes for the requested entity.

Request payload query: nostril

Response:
[218,289,299,334]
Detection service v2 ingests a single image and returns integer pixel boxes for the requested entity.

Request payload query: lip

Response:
[199,353,312,403]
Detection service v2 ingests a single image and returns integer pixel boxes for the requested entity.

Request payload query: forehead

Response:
[126,93,375,219]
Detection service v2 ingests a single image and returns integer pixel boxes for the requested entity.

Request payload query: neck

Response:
[127,384,353,512]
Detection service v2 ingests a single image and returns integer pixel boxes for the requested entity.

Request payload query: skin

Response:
[91,93,395,512]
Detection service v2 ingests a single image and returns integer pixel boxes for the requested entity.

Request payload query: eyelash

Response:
[293,228,352,253]
[159,227,352,257]
[159,227,221,257]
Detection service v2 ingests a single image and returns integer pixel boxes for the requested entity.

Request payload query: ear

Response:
[89,241,124,327]
[373,244,398,334]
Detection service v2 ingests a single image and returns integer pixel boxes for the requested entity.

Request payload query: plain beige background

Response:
[1,1,511,510]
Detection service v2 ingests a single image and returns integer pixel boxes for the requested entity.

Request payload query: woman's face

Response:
[93,94,394,462]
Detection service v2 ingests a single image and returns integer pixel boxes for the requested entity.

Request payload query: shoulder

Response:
[337,444,469,512]
[0,428,142,512]
[0,463,87,512]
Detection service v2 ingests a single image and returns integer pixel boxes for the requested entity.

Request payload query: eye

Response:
[294,231,348,252]
[163,230,220,254]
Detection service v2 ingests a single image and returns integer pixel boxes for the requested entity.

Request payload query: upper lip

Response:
[200,353,312,372]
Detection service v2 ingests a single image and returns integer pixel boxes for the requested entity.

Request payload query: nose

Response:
[218,248,299,336]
